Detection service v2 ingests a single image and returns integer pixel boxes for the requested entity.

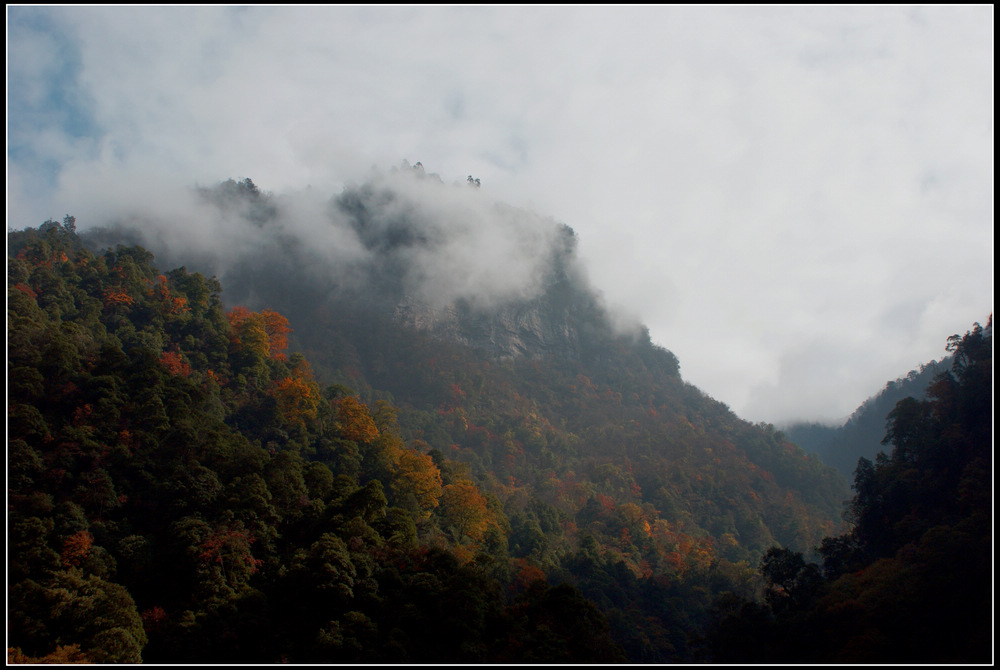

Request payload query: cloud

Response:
[7,6,993,423]
[74,166,579,332]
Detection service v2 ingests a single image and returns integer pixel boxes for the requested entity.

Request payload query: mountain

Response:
[707,318,992,663]
[10,169,852,663]
[783,358,951,478]
[7,220,627,663]
[82,166,843,542]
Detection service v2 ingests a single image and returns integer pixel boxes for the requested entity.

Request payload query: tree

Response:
[439,483,491,544]
[335,396,380,443]
[261,309,292,361]
[391,447,443,519]
[196,524,264,590]
[271,372,321,432]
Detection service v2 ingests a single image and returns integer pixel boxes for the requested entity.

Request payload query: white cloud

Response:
[7,5,993,423]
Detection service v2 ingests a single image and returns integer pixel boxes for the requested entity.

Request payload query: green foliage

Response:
[10,220,626,663]
[10,210,918,663]
[784,358,950,477]
[707,319,992,663]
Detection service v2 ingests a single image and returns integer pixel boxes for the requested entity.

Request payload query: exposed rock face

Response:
[81,167,630,365]
[393,294,584,360]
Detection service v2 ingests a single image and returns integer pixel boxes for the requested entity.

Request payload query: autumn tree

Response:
[391,447,444,519]
[261,309,292,361]
[334,396,380,444]
[197,524,264,591]
[226,306,293,367]
[439,482,491,544]
[270,359,322,432]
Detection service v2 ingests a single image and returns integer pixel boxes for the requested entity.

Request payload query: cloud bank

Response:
[7,6,993,423]
[80,166,583,327]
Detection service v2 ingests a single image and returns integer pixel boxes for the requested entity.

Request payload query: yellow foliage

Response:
[440,482,491,543]
[227,306,293,361]
[271,369,321,430]
[392,448,443,518]
[335,396,380,443]
[8,645,93,664]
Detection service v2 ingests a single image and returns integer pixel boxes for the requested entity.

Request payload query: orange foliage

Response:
[226,305,254,331]
[649,518,716,577]
[8,645,92,664]
[61,530,94,568]
[391,448,443,517]
[102,287,134,308]
[261,309,292,361]
[159,350,192,377]
[169,295,188,314]
[335,396,380,443]
[511,558,547,595]
[271,374,321,430]
[227,306,292,360]
[440,482,491,542]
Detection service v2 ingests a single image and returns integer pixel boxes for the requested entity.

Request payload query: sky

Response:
[7,5,994,425]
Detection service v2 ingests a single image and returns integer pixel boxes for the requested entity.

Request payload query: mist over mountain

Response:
[782,357,952,478]
[11,161,991,661]
[82,164,651,366]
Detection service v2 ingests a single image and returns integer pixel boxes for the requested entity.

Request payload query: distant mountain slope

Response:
[784,358,950,478]
[84,167,647,367]
[707,319,992,663]
[79,167,844,543]
[70,167,851,661]
[7,220,630,664]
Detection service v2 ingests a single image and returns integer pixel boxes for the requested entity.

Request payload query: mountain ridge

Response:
[783,357,952,478]
[12,171,852,662]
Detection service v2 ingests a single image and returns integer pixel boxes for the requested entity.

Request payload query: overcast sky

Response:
[7,6,993,424]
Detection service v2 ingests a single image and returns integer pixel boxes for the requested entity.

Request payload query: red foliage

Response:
[12,283,37,299]
[72,404,93,426]
[159,350,192,377]
[197,527,264,581]
[102,287,134,308]
[61,530,94,567]
[141,606,168,633]
[261,309,292,360]
[596,493,616,512]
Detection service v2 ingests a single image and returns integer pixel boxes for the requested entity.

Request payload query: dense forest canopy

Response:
[707,319,992,663]
[783,357,951,478]
[7,176,991,663]
[7,219,629,662]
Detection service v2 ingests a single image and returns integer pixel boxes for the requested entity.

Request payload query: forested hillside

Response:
[77,171,854,657]
[8,220,627,663]
[708,319,992,663]
[784,358,950,478]
[15,174,987,663]
[8,206,851,662]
